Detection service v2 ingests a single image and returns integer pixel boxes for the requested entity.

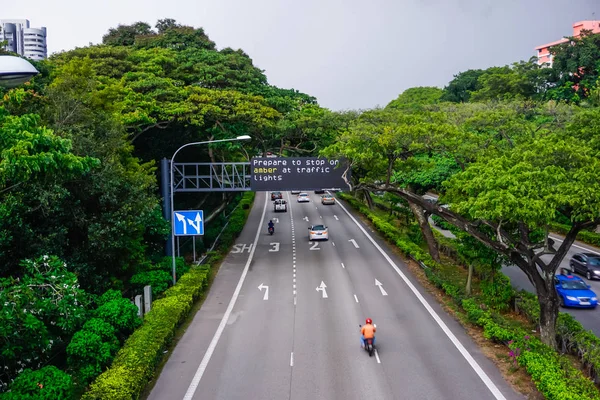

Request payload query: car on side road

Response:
[274,199,287,212]
[309,224,329,241]
[271,191,283,200]
[555,274,598,308]
[291,190,301,194]
[321,194,335,205]
[297,193,310,202]
[569,252,600,280]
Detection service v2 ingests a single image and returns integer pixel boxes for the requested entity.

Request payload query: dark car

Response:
[270,191,283,200]
[314,189,325,194]
[554,274,598,308]
[569,252,600,280]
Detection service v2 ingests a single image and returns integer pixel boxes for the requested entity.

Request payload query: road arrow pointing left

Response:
[375,279,388,296]
[258,283,269,300]
[175,213,187,235]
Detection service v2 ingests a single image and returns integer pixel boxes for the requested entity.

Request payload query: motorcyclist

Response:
[268,220,274,232]
[361,318,376,348]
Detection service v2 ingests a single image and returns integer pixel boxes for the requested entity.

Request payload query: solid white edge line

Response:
[335,199,507,400]
[182,192,268,400]
[375,349,381,364]
[549,235,600,255]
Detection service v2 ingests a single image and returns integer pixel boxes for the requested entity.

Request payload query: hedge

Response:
[550,222,600,248]
[82,192,255,400]
[338,192,600,399]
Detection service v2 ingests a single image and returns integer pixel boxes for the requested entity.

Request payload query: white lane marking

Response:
[290,352,294,366]
[294,297,297,306]
[335,199,507,400]
[349,239,360,248]
[332,241,336,247]
[549,235,600,255]
[354,294,359,303]
[375,279,388,296]
[375,349,381,364]
[183,192,268,400]
[341,263,345,269]
[258,283,269,300]
[334,215,339,220]
[303,216,309,221]
[320,215,322,219]
[293,278,296,283]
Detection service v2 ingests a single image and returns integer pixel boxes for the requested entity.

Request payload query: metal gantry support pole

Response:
[169,136,251,285]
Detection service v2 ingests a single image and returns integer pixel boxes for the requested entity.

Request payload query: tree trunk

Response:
[537,279,559,349]
[466,263,473,295]
[363,190,374,210]
[408,201,440,262]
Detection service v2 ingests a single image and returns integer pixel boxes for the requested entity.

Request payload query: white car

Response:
[291,190,301,194]
[297,193,310,202]
[309,224,329,241]
[273,199,287,212]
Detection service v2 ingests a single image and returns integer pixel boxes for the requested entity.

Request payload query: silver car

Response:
[297,193,310,202]
[309,224,329,241]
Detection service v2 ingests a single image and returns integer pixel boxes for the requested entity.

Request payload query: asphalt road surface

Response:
[148,192,523,400]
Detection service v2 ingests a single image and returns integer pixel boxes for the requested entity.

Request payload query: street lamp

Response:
[0,55,39,88]
[170,135,251,284]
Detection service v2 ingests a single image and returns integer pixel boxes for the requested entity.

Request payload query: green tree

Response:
[386,86,444,110]
[548,30,600,102]
[441,69,484,102]
[102,22,154,46]
[0,255,91,390]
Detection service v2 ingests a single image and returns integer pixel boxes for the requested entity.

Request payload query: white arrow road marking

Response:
[334,215,339,220]
[316,281,328,298]
[349,239,359,248]
[375,279,388,296]
[187,212,202,234]
[258,283,269,300]
[175,213,187,234]
[303,216,309,221]
[273,218,279,223]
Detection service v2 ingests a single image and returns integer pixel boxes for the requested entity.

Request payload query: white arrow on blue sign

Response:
[173,210,204,236]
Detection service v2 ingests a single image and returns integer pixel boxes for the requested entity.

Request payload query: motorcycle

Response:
[268,226,274,235]
[359,324,377,357]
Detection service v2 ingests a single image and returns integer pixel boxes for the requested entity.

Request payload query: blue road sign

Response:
[173,210,204,236]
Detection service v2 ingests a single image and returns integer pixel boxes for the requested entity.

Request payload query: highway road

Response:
[148,191,522,400]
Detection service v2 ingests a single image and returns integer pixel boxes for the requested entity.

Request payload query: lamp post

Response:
[170,135,251,284]
[0,55,39,88]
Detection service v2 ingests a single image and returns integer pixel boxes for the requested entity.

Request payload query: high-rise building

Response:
[535,21,600,67]
[0,19,47,60]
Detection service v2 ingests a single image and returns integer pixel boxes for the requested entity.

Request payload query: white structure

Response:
[0,55,39,88]
[1,19,47,60]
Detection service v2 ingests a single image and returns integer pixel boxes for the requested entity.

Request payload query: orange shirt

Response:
[361,324,376,339]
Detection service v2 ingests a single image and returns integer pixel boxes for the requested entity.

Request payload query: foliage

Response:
[94,298,142,339]
[83,192,254,399]
[441,69,485,103]
[66,319,120,385]
[0,255,91,391]
[386,86,444,110]
[0,366,74,400]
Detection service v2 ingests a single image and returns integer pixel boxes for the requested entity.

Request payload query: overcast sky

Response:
[3,0,598,110]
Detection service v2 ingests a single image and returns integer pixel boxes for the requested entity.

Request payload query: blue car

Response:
[555,274,598,308]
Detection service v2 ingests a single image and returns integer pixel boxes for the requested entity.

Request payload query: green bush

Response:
[130,270,171,298]
[1,366,74,400]
[82,192,255,399]
[97,290,124,307]
[550,222,600,247]
[95,298,142,338]
[480,274,514,312]
[67,319,120,385]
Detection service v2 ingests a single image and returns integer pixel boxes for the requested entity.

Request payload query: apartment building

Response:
[535,20,600,67]
[0,19,47,60]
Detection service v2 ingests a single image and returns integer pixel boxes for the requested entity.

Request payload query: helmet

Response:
[366,318,372,324]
